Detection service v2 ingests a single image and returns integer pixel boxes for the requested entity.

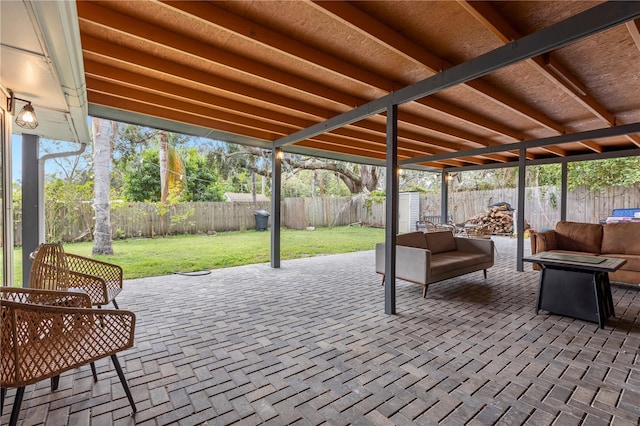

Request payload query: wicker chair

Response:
[0,287,136,426]
[29,243,124,308]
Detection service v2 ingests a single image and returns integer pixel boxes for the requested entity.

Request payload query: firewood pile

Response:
[465,204,529,235]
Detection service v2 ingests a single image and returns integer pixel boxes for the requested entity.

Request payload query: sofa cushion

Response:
[429,251,490,276]
[555,221,603,254]
[425,231,457,254]
[396,231,428,249]
[602,222,640,255]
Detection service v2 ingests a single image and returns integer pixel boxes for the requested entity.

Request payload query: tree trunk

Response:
[92,118,114,255]
[159,131,169,203]
[311,169,317,198]
[251,170,257,202]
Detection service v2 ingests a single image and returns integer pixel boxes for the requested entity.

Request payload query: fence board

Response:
[11,185,640,244]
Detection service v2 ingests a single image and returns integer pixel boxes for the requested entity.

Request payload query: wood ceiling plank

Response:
[459,1,639,151]
[312,0,568,133]
[87,77,295,136]
[296,140,387,161]
[84,60,317,130]
[80,30,512,157]
[158,0,397,92]
[88,91,277,141]
[85,58,483,156]
[87,67,446,158]
[162,0,538,152]
[77,2,365,107]
[81,35,335,121]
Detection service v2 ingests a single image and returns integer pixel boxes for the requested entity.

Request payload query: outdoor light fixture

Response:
[7,89,39,129]
[276,150,285,160]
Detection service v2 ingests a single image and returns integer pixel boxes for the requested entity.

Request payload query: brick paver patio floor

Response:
[3,237,639,425]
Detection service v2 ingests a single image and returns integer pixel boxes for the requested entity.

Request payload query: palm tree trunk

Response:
[92,118,114,255]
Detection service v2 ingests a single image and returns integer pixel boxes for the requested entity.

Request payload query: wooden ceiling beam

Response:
[459,0,640,150]
[402,122,640,166]
[77,2,364,107]
[82,35,508,157]
[88,70,455,160]
[161,0,532,150]
[81,36,335,121]
[88,91,278,141]
[85,58,485,156]
[81,34,511,156]
[296,140,390,161]
[84,60,317,130]
[627,19,640,51]
[87,78,295,136]
[158,0,397,92]
[312,0,567,134]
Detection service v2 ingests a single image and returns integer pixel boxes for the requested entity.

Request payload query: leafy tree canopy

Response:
[123,149,162,202]
[530,157,640,191]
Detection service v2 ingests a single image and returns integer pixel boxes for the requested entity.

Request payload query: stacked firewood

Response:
[465,206,529,235]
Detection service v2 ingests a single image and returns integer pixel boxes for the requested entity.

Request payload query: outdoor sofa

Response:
[375,230,494,297]
[530,221,640,284]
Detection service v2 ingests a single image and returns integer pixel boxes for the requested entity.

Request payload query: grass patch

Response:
[6,226,384,283]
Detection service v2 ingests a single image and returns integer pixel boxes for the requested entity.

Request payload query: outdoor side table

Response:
[523,252,626,329]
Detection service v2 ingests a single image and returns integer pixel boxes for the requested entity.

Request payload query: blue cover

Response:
[612,208,640,217]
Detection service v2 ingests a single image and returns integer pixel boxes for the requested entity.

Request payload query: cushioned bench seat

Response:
[375,231,495,297]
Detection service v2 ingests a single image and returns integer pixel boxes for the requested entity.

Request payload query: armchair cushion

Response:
[396,231,428,249]
[555,221,603,253]
[429,252,490,277]
[602,222,640,255]
[425,231,456,254]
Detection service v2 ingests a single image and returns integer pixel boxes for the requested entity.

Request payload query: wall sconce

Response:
[276,149,285,160]
[7,89,39,129]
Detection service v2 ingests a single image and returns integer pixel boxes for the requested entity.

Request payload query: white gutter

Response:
[27,0,90,143]
[26,0,90,242]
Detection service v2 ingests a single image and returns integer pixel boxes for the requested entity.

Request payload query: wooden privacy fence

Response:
[10,185,640,244]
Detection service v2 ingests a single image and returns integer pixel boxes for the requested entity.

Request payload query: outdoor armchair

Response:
[0,287,136,426]
[29,242,124,308]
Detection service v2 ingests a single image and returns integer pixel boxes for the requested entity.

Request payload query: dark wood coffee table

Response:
[522,252,626,329]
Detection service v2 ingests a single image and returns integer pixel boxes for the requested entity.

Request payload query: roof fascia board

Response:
[441,148,640,173]
[274,1,640,148]
[401,122,640,166]
[28,0,90,143]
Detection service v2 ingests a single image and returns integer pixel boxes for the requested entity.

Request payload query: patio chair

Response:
[0,287,136,426]
[29,242,124,308]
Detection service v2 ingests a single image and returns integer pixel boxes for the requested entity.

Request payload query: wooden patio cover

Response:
[77,1,640,171]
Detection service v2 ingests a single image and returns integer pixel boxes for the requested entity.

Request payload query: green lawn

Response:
[6,226,384,284]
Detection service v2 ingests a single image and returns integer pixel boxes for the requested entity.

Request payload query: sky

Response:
[11,135,22,182]
[11,135,88,183]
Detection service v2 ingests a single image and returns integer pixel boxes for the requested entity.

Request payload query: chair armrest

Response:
[65,271,111,305]
[375,243,430,284]
[0,286,91,308]
[531,230,557,253]
[2,300,135,387]
[455,237,494,261]
[65,253,123,290]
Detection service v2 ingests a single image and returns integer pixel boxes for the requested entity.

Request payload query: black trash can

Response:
[254,210,270,231]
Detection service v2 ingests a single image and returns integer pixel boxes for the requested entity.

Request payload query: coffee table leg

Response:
[535,267,546,314]
[602,272,615,318]
[592,273,606,329]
